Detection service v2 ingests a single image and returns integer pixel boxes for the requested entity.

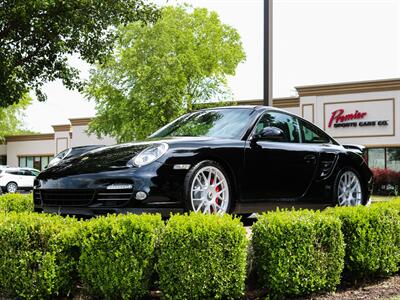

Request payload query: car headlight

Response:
[127,143,169,167]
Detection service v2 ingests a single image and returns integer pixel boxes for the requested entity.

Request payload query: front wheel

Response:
[334,168,364,206]
[6,182,18,194]
[184,161,232,214]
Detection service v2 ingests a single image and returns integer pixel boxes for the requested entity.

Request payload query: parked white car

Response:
[0,168,40,193]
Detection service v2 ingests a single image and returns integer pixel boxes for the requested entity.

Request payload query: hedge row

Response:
[0,193,33,212]
[1,193,400,299]
[0,205,247,299]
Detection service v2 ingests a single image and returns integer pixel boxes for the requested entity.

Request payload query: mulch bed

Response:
[241,275,400,300]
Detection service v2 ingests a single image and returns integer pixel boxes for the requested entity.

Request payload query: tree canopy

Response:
[85,5,246,142]
[0,95,33,142]
[0,0,159,107]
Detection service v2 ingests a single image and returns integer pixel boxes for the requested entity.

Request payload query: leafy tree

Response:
[85,5,246,142]
[0,0,159,107]
[0,95,33,142]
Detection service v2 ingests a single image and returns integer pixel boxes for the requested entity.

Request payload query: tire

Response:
[183,160,233,214]
[333,167,366,206]
[6,182,18,194]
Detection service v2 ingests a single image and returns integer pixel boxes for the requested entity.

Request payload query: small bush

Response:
[326,205,400,280]
[0,193,33,212]
[252,209,344,298]
[371,168,400,195]
[157,213,248,300]
[0,212,79,299]
[78,213,163,300]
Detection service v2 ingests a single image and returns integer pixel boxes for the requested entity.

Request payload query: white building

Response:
[0,118,116,170]
[1,78,399,171]
[242,78,400,171]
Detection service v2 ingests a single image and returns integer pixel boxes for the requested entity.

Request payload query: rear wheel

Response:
[334,168,364,206]
[184,161,232,214]
[6,182,18,194]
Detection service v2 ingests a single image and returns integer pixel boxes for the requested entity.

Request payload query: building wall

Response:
[6,139,54,167]
[281,106,300,116]
[54,130,71,154]
[299,90,400,147]
[0,144,6,156]
[70,125,116,147]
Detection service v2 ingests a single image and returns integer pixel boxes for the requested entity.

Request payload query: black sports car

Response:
[47,145,105,168]
[34,106,373,216]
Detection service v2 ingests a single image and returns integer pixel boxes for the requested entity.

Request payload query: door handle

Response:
[304,154,316,163]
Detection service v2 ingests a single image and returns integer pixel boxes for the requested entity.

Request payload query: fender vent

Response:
[318,153,338,178]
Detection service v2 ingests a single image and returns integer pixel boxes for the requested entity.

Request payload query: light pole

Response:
[264,0,273,106]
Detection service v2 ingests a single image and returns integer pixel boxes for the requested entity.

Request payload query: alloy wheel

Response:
[190,166,230,214]
[338,171,362,206]
[6,182,17,194]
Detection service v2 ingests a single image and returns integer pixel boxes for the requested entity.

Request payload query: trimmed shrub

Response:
[157,213,248,300]
[374,197,400,210]
[326,205,400,280]
[0,212,79,299]
[371,168,400,195]
[0,193,33,212]
[78,214,163,300]
[252,210,344,298]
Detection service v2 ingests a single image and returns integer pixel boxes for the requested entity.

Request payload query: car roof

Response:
[198,105,268,110]
[3,167,39,172]
[22,167,39,171]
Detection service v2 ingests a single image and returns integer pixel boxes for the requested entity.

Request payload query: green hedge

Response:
[157,213,248,300]
[2,200,400,299]
[326,205,400,280]
[0,193,33,212]
[252,210,345,298]
[78,214,163,300]
[0,212,78,299]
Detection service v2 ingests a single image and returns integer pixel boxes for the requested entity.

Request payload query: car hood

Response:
[38,136,218,178]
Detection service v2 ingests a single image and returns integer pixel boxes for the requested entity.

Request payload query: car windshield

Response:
[150,108,254,139]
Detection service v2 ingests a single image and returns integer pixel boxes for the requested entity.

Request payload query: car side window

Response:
[6,170,18,175]
[22,170,35,176]
[300,120,331,144]
[255,111,301,143]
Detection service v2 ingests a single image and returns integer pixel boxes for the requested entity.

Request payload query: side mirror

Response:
[253,126,286,142]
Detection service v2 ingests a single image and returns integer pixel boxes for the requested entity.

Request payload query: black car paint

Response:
[34,106,373,215]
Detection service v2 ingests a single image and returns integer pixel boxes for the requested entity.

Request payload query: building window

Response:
[0,155,6,165]
[387,148,400,172]
[367,147,400,172]
[19,155,53,171]
[368,148,385,169]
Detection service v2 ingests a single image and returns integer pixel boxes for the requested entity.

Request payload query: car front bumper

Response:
[34,162,188,216]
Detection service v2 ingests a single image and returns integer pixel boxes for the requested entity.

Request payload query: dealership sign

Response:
[328,109,389,128]
[324,99,394,138]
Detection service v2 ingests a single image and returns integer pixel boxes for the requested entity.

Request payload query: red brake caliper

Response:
[215,180,220,206]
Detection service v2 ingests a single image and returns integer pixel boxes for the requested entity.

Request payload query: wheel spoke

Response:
[215,179,225,189]
[208,168,213,183]
[195,200,207,212]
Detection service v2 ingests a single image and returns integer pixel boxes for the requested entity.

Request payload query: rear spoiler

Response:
[343,144,365,154]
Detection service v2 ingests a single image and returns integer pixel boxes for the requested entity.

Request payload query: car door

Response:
[5,170,23,187]
[242,110,319,201]
[21,170,36,187]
